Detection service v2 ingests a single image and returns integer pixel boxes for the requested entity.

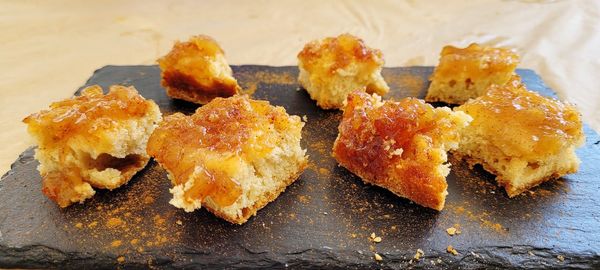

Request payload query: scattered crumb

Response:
[437,258,442,264]
[374,253,383,261]
[414,249,424,260]
[528,251,535,256]
[130,239,139,245]
[447,245,459,256]
[88,221,98,228]
[75,222,83,229]
[117,256,125,263]
[446,226,461,236]
[350,233,357,238]
[369,233,382,243]
[111,240,123,247]
[557,255,565,262]
[176,220,183,225]
[302,115,308,122]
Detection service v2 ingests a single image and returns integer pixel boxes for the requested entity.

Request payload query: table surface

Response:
[1,0,600,177]
[1,65,598,269]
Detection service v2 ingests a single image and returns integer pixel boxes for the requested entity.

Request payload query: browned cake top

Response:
[333,91,464,209]
[160,35,224,60]
[23,85,153,148]
[297,33,384,74]
[147,95,298,207]
[434,43,519,78]
[457,78,584,158]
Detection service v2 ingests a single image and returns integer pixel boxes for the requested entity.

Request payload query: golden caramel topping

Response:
[147,95,297,207]
[157,35,240,104]
[23,85,153,149]
[333,91,467,209]
[456,77,584,158]
[298,33,384,75]
[434,43,519,78]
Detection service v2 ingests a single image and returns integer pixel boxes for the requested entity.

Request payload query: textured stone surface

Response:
[1,65,599,269]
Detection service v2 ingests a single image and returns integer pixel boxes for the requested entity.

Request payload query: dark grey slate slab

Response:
[1,65,599,269]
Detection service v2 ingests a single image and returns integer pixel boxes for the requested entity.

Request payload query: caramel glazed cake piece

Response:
[454,76,585,197]
[297,33,390,110]
[147,95,307,224]
[23,85,162,207]
[332,91,472,210]
[157,35,242,104]
[425,43,519,105]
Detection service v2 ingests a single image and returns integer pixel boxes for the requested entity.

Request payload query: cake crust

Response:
[332,91,471,210]
[158,35,241,104]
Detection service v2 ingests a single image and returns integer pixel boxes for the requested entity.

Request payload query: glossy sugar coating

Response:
[455,77,584,196]
[333,91,471,210]
[147,95,307,223]
[426,43,519,104]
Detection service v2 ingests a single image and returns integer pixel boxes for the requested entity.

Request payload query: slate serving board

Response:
[1,65,599,269]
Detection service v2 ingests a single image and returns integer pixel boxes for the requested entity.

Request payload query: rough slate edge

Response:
[0,65,599,270]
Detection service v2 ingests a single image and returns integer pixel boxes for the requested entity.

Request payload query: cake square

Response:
[454,77,585,197]
[23,85,162,207]
[332,91,471,210]
[147,95,307,224]
[158,35,241,104]
[297,33,390,110]
[425,43,519,104]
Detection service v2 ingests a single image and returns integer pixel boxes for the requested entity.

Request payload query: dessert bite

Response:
[147,95,307,224]
[297,33,390,110]
[332,91,472,210]
[23,85,162,207]
[454,77,585,197]
[425,43,519,104]
[157,35,241,104]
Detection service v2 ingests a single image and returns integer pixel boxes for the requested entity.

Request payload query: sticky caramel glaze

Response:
[456,77,583,159]
[434,43,519,78]
[297,33,384,75]
[147,95,293,207]
[157,35,240,104]
[333,91,463,210]
[23,85,151,148]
